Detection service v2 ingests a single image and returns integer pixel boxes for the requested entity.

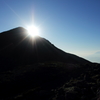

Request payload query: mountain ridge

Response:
[0,27,90,67]
[0,27,100,100]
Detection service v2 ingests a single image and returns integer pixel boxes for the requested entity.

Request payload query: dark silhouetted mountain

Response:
[0,27,100,100]
[0,27,90,68]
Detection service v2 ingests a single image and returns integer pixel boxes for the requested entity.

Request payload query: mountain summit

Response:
[0,27,90,67]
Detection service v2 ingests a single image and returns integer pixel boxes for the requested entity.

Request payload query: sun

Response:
[26,25,40,37]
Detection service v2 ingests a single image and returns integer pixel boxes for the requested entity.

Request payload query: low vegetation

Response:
[0,62,100,100]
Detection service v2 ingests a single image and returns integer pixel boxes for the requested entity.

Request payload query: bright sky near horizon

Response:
[0,0,100,63]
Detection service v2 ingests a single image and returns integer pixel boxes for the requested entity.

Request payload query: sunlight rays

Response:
[4,1,27,26]
[26,25,40,37]
[4,1,41,38]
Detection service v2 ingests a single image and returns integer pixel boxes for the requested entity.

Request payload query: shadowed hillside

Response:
[0,27,90,69]
[0,27,99,100]
[0,62,100,100]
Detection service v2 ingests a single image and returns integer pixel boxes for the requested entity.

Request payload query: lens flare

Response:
[27,25,40,37]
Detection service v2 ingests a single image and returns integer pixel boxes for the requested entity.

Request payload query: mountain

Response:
[0,27,100,100]
[0,27,90,68]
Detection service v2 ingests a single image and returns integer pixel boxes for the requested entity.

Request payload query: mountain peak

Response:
[0,27,91,67]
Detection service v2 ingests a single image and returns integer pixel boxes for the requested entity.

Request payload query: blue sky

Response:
[0,0,100,63]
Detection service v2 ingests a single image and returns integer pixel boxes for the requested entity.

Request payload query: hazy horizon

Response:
[0,0,100,63]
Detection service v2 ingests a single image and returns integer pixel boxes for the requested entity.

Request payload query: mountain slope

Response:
[0,27,90,67]
[1,27,100,100]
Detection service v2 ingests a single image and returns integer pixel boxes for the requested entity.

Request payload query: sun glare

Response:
[27,25,40,37]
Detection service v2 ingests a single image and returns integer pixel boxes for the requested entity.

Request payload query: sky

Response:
[0,0,100,63]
